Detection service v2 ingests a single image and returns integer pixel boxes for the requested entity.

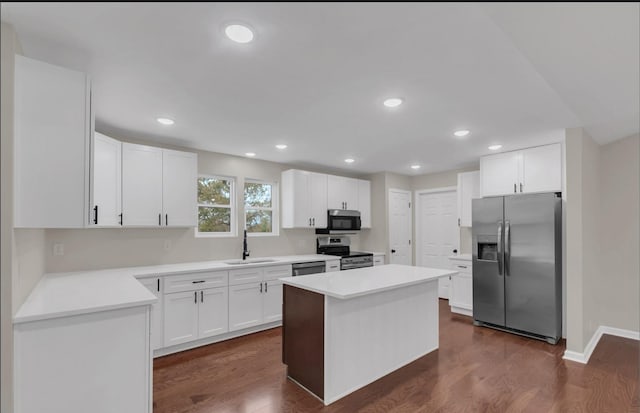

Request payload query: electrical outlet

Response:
[53,243,64,256]
[164,240,172,251]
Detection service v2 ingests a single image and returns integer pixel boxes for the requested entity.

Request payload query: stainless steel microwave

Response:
[315,210,361,234]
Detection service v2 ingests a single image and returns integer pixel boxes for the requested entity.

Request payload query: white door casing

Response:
[388,189,412,265]
[415,188,458,299]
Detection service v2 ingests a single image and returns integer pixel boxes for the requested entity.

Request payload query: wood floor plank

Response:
[153,300,639,412]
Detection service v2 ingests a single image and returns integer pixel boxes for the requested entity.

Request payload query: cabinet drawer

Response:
[373,256,384,266]
[229,267,264,286]
[164,271,228,294]
[263,264,292,281]
[326,260,340,272]
[450,260,472,275]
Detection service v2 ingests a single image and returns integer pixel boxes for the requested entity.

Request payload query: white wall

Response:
[595,134,639,333]
[0,22,18,413]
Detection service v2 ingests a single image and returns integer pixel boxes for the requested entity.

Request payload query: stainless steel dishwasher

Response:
[291,261,326,276]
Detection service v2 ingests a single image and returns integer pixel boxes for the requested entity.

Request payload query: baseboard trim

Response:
[562,325,639,364]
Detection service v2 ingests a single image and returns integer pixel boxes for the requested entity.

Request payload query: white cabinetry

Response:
[90,133,122,227]
[122,143,197,227]
[448,257,473,316]
[358,179,372,228]
[138,277,163,350]
[122,143,163,226]
[326,259,340,272]
[163,271,229,347]
[281,169,327,228]
[14,55,92,228]
[228,264,291,330]
[162,149,197,227]
[480,143,562,197]
[14,306,151,413]
[457,171,479,227]
[373,253,385,266]
[327,175,359,210]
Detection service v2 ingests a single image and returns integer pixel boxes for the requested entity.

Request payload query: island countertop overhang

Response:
[280,264,457,299]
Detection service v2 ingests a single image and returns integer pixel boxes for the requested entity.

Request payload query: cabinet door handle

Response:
[312,218,315,226]
[265,282,268,292]
[201,291,204,303]
[192,280,205,284]
[520,183,523,193]
[158,213,161,226]
[260,282,263,293]
[157,278,160,292]
[309,218,312,226]
[458,218,460,227]
[513,183,517,193]
[165,214,168,226]
[119,213,123,226]
[194,291,197,304]
[93,205,98,225]
[457,265,467,269]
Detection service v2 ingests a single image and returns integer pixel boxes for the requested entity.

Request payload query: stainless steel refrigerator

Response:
[472,193,562,344]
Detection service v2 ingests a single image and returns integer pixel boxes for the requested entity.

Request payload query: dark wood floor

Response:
[153,300,639,412]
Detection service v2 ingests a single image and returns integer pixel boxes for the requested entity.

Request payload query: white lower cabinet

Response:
[263,279,283,323]
[164,290,199,346]
[198,287,229,338]
[326,259,340,272]
[373,253,385,266]
[228,283,264,331]
[228,264,291,331]
[164,287,228,347]
[138,277,163,350]
[449,257,473,316]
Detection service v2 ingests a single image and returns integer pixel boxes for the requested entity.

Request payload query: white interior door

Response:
[388,189,412,265]
[416,189,458,299]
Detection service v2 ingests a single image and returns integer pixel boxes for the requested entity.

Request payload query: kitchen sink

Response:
[224,259,278,265]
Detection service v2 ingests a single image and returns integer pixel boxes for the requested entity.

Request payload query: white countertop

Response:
[280,264,456,299]
[14,254,342,324]
[449,254,472,261]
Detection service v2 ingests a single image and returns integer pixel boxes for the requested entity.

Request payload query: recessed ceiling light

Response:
[383,98,403,108]
[157,118,174,125]
[344,158,355,164]
[275,144,287,150]
[225,24,254,43]
[411,165,421,170]
[245,152,256,157]
[454,130,470,137]
[488,144,502,151]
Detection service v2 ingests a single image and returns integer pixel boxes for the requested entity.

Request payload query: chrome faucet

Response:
[242,229,250,260]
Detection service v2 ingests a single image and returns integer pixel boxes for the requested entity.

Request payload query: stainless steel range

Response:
[316,236,373,270]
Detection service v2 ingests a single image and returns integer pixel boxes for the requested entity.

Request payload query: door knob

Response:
[391,249,396,253]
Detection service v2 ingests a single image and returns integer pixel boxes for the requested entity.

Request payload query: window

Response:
[196,176,235,236]
[244,180,278,235]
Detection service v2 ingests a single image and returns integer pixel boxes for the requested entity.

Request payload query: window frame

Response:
[243,178,279,237]
[195,174,237,238]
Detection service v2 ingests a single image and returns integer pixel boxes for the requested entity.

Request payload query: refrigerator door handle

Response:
[504,220,511,276]
[497,220,503,276]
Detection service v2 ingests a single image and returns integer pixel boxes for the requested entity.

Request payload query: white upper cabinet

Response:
[358,179,372,228]
[122,143,197,227]
[281,169,327,228]
[122,143,163,226]
[14,55,92,228]
[521,143,562,194]
[480,143,562,197]
[457,171,479,227]
[162,149,197,227]
[282,169,371,229]
[480,151,520,197]
[90,133,122,227]
[327,175,358,210]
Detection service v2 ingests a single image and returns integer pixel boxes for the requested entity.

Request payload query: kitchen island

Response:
[281,264,456,405]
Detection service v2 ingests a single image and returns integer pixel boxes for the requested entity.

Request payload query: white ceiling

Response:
[2,3,638,175]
